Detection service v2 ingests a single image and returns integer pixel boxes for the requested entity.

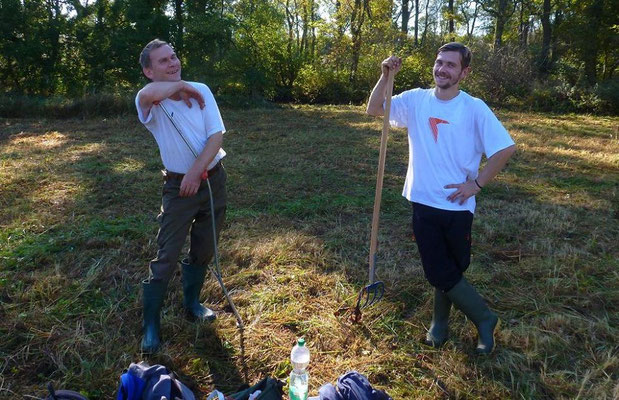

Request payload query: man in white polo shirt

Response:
[367,42,516,354]
[135,39,227,353]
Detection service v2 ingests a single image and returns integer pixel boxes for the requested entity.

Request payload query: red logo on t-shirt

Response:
[429,117,449,142]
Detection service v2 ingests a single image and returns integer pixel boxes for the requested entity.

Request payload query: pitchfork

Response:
[337,70,394,323]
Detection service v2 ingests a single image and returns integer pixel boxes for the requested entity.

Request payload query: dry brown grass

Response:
[0,107,617,399]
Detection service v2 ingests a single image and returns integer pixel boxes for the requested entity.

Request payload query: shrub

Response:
[395,54,433,92]
[62,94,135,118]
[525,78,618,114]
[0,95,45,118]
[465,44,534,105]
[0,93,135,118]
[292,65,353,104]
[594,78,619,114]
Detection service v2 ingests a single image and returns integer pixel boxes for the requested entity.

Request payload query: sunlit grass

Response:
[0,108,617,399]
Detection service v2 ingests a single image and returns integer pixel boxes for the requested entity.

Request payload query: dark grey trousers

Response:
[149,166,227,282]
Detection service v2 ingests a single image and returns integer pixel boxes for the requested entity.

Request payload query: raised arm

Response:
[138,81,205,119]
[366,56,402,117]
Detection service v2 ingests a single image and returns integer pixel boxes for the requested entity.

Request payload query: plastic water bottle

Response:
[289,338,310,400]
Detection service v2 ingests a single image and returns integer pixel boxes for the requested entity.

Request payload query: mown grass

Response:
[0,107,617,399]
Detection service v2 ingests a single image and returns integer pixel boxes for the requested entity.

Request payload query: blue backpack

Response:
[116,362,195,400]
[310,371,392,400]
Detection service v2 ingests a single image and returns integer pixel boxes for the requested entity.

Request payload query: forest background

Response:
[0,0,617,115]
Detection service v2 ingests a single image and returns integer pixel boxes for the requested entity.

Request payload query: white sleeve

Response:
[389,89,417,128]
[475,100,515,158]
[198,84,226,137]
[135,89,155,126]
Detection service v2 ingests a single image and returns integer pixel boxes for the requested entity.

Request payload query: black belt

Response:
[162,161,222,182]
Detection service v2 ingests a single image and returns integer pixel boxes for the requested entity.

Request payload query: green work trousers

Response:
[148,166,227,282]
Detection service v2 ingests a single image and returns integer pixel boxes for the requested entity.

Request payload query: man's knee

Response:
[149,260,177,282]
[189,248,214,268]
[424,267,462,292]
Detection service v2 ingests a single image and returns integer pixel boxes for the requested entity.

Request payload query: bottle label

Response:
[289,385,308,400]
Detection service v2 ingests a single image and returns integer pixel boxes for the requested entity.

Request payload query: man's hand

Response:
[445,145,516,205]
[445,179,481,205]
[179,169,202,197]
[381,56,402,76]
[367,55,402,116]
[179,82,205,109]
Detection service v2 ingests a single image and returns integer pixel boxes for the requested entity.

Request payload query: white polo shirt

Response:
[136,82,226,173]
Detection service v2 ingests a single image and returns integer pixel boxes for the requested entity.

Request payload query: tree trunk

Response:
[284,0,295,88]
[311,0,316,59]
[174,0,184,57]
[44,0,62,94]
[414,0,419,45]
[349,0,368,82]
[550,8,562,67]
[335,0,345,38]
[468,1,479,40]
[519,0,530,47]
[401,0,410,33]
[421,0,430,45]
[582,0,602,85]
[538,0,551,74]
[302,0,309,56]
[493,0,509,48]
[448,0,454,41]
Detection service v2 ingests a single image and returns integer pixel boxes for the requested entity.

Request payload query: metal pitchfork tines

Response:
[336,70,394,324]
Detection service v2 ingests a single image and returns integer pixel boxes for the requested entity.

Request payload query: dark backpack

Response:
[116,362,195,400]
[311,371,392,400]
[229,377,285,400]
[45,383,89,400]
[207,377,285,400]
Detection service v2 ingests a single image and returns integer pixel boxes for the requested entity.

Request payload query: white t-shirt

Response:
[390,88,514,213]
[136,82,226,174]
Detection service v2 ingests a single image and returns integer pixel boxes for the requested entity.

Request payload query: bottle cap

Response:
[297,338,305,347]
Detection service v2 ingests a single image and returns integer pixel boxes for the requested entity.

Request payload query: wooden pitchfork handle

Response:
[368,70,395,284]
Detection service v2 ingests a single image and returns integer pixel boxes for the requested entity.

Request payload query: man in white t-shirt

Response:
[367,42,516,354]
[135,39,228,353]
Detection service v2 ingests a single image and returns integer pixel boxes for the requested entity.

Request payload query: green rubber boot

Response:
[424,288,452,348]
[446,277,499,354]
[181,258,216,322]
[141,279,168,353]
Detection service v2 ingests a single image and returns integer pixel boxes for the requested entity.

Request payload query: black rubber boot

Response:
[424,288,452,348]
[446,277,499,354]
[181,258,216,322]
[141,279,168,353]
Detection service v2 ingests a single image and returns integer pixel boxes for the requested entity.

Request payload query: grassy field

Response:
[0,106,617,399]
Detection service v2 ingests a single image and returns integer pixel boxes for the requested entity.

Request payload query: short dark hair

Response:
[140,39,170,69]
[437,42,472,69]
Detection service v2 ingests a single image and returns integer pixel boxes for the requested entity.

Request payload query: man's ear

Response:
[461,66,471,80]
[143,67,153,80]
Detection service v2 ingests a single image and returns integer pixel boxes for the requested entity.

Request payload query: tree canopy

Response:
[0,0,617,112]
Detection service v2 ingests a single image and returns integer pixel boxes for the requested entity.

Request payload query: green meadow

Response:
[0,106,617,399]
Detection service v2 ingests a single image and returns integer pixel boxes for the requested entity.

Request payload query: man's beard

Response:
[434,73,460,89]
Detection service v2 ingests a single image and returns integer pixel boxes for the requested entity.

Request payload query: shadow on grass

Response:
[164,325,246,396]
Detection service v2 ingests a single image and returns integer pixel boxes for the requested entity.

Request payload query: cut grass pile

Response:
[0,107,617,399]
